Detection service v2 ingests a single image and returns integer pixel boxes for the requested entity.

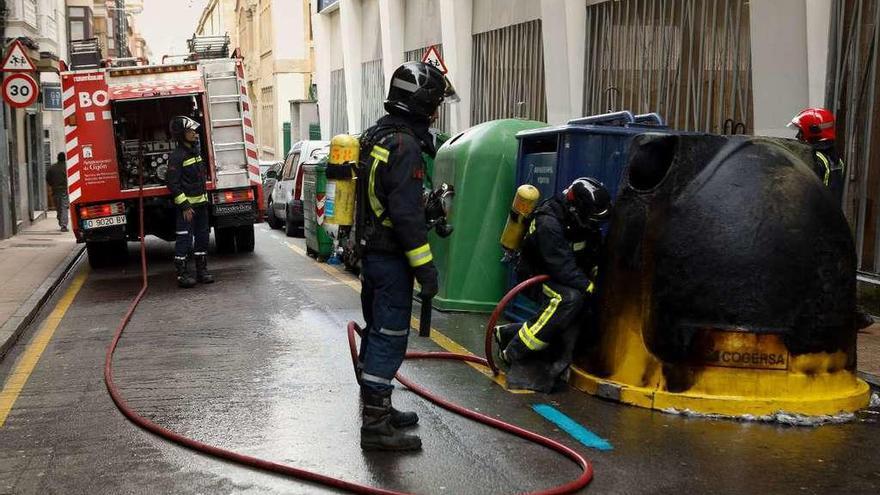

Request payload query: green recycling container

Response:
[430,119,547,312]
[302,162,334,260]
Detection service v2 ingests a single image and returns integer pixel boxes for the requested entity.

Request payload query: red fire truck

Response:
[61,39,264,267]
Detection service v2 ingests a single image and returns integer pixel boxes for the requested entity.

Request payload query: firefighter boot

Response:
[361,390,422,451]
[357,375,418,428]
[194,254,214,284]
[174,259,197,289]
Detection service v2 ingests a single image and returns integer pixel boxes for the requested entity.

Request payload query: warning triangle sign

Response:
[2,40,37,72]
[421,45,448,74]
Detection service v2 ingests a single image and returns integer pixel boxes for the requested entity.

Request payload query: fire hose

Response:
[101,153,593,494]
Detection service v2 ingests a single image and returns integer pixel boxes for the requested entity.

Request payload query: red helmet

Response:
[788,107,836,143]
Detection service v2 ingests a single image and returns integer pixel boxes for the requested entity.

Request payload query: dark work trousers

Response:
[358,252,415,394]
[174,204,210,260]
[501,281,587,359]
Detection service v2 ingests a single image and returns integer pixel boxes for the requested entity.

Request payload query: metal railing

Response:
[827,0,880,276]
[471,20,546,125]
[330,68,348,136]
[361,59,385,130]
[583,0,753,134]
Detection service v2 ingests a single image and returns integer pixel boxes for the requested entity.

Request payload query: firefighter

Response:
[167,116,213,288]
[356,61,457,451]
[495,178,611,393]
[788,108,845,205]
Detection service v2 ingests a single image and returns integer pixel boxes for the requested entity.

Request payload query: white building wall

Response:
[471,0,541,35]
[313,0,833,136]
[403,0,441,51]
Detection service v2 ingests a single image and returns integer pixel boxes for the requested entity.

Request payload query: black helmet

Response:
[385,62,458,119]
[563,177,611,229]
[169,116,200,140]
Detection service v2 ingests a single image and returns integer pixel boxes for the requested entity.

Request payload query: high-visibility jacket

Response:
[812,141,844,205]
[167,143,208,209]
[360,114,436,268]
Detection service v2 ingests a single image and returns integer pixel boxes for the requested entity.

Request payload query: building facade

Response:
[1,0,68,238]
[219,0,314,161]
[311,0,880,281]
[64,0,140,60]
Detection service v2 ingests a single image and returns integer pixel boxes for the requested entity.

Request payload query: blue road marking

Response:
[532,404,613,451]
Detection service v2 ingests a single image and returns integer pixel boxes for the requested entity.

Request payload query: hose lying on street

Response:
[101,162,593,494]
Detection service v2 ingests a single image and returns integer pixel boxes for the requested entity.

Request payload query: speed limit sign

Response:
[3,73,39,108]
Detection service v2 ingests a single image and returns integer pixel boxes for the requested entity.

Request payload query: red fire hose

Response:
[102,167,593,493]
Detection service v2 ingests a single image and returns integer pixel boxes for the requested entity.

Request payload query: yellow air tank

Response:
[500,185,540,252]
[326,134,359,227]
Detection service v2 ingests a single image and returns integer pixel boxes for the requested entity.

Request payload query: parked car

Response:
[262,161,284,226]
[259,160,279,181]
[267,140,329,237]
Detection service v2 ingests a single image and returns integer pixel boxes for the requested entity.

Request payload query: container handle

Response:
[567,111,635,126]
[633,113,665,126]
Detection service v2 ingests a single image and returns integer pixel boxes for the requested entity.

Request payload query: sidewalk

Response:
[858,323,880,386]
[0,212,83,357]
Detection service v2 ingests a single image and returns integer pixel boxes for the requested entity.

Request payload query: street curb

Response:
[0,244,86,360]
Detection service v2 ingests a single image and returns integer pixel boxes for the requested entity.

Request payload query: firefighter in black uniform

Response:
[788,107,845,205]
[167,116,214,288]
[495,178,611,392]
[356,61,457,452]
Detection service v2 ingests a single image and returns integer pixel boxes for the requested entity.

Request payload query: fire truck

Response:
[61,37,264,267]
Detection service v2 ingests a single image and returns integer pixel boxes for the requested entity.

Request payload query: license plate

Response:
[214,203,254,216]
[83,215,127,230]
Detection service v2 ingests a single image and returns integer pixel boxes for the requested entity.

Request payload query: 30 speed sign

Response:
[3,73,39,108]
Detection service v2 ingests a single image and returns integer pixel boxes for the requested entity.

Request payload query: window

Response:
[67,6,93,42]
[282,152,300,180]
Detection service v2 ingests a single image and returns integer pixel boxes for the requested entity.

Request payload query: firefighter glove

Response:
[414,263,439,299]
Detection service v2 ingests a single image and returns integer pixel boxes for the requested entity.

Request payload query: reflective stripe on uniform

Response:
[370,145,390,162]
[361,372,392,385]
[379,327,409,337]
[816,152,832,186]
[573,241,586,251]
[587,281,595,294]
[405,243,433,267]
[176,230,189,235]
[187,193,207,204]
[528,220,536,235]
[182,156,203,167]
[174,193,188,205]
[367,145,393,228]
[517,284,562,351]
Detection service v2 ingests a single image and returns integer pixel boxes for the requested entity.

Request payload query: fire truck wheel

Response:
[235,225,255,253]
[215,227,236,254]
[86,240,128,269]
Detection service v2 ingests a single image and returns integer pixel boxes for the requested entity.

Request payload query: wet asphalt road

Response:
[0,223,879,495]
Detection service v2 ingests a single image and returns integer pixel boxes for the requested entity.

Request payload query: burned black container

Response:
[571,134,868,415]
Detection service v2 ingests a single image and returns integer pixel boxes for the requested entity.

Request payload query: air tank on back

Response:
[570,133,870,417]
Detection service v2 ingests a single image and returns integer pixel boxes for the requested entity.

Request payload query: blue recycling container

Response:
[506,111,670,321]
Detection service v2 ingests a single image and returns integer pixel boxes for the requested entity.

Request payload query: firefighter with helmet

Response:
[167,116,214,288]
[356,61,457,451]
[788,107,845,205]
[495,178,611,393]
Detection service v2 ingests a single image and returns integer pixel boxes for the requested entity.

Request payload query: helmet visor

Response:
[442,76,460,104]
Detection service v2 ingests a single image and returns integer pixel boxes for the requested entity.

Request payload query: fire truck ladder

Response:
[202,60,250,189]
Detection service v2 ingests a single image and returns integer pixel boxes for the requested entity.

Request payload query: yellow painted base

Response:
[569,365,871,417]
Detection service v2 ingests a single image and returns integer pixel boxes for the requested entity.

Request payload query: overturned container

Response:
[571,133,871,417]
